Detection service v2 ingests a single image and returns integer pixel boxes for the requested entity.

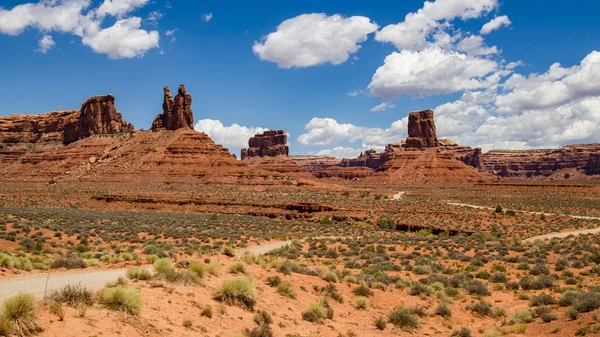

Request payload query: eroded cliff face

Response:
[151,85,194,131]
[406,110,439,148]
[0,94,132,145]
[241,130,289,160]
[480,144,600,178]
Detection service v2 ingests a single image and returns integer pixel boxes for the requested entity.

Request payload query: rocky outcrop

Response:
[0,95,132,145]
[151,85,194,131]
[78,95,133,140]
[480,144,600,178]
[341,143,404,169]
[241,130,288,160]
[313,167,375,180]
[291,156,341,172]
[406,110,439,148]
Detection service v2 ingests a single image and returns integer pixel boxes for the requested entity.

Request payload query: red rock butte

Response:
[151,85,194,131]
[241,130,289,160]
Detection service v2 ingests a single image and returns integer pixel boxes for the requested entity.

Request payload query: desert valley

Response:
[0,85,599,337]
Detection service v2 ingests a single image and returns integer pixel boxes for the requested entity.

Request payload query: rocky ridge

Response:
[241,130,289,160]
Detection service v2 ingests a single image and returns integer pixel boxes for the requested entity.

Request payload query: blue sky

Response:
[0,0,599,158]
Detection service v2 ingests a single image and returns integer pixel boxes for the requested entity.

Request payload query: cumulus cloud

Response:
[96,0,149,19]
[368,46,500,99]
[480,15,511,35]
[496,51,600,113]
[375,0,498,50]
[456,35,498,56]
[316,146,367,159]
[194,119,268,149]
[253,13,378,68]
[347,90,364,97]
[203,12,212,22]
[36,34,55,53]
[297,117,407,150]
[82,17,159,59]
[165,28,177,36]
[0,0,159,59]
[370,102,396,112]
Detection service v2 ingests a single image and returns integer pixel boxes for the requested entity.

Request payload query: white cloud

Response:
[36,34,55,53]
[165,28,177,36]
[496,51,600,113]
[194,119,268,149]
[203,12,212,22]
[0,0,92,36]
[82,17,159,59]
[480,15,511,35]
[316,146,366,159]
[297,117,407,150]
[0,0,159,59]
[169,36,176,43]
[375,0,498,50]
[145,10,163,25]
[347,90,364,97]
[456,35,498,56]
[253,13,378,68]
[370,102,396,112]
[368,46,500,99]
[96,0,149,19]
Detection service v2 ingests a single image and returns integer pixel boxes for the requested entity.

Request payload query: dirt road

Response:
[447,202,600,241]
[392,191,405,200]
[0,240,293,304]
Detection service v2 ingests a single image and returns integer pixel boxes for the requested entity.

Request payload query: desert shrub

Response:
[541,311,558,323]
[321,270,338,283]
[253,310,272,325]
[276,281,296,299]
[0,293,41,336]
[435,302,452,318]
[558,290,581,307]
[343,275,358,283]
[221,246,236,257]
[243,324,273,337]
[101,286,142,315]
[352,284,373,297]
[214,277,256,311]
[530,294,556,307]
[48,284,94,307]
[410,283,433,297]
[153,258,173,274]
[495,205,503,213]
[266,276,282,287]
[302,303,326,324]
[517,263,530,270]
[200,305,213,318]
[451,327,472,337]
[371,282,387,291]
[354,297,369,310]
[464,280,490,296]
[374,316,387,330]
[320,217,333,225]
[483,329,502,337]
[505,281,520,290]
[207,261,222,276]
[318,283,343,303]
[467,300,504,317]
[161,269,201,285]
[572,292,600,313]
[490,272,508,283]
[188,262,206,278]
[51,255,86,269]
[126,267,152,281]
[510,309,534,324]
[377,216,395,230]
[388,305,419,330]
[228,261,247,274]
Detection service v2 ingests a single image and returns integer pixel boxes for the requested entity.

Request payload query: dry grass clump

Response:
[100,286,142,315]
[0,293,42,336]
[214,277,256,311]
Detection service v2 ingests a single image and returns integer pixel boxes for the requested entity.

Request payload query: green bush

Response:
[0,293,41,336]
[435,302,452,318]
[321,270,338,283]
[276,281,296,299]
[302,303,326,324]
[354,297,370,310]
[510,309,534,324]
[188,262,206,278]
[388,305,419,330]
[207,261,222,276]
[126,267,152,281]
[228,261,247,274]
[266,276,282,287]
[49,284,94,307]
[153,258,173,274]
[221,246,236,257]
[101,286,142,315]
[451,327,472,337]
[374,316,387,330]
[214,277,256,311]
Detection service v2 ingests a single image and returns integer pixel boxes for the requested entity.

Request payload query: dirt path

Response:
[447,202,600,241]
[239,240,293,256]
[392,191,405,200]
[0,267,150,303]
[0,241,293,304]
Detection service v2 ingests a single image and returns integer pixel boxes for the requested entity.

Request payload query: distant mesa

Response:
[0,94,133,145]
[151,85,194,131]
[241,130,289,160]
